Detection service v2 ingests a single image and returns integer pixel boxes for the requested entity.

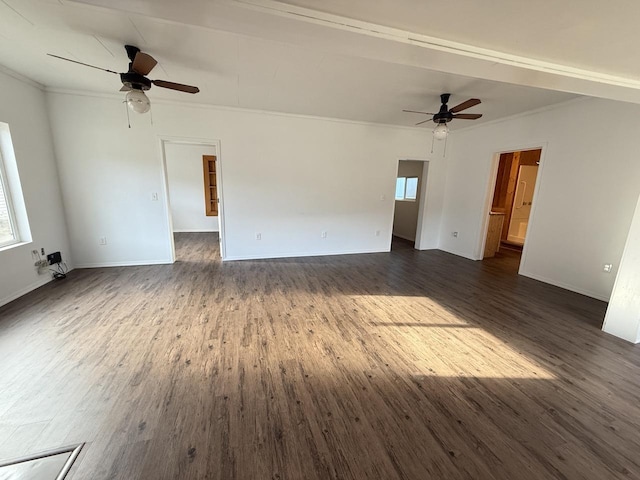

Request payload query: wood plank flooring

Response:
[1,233,639,479]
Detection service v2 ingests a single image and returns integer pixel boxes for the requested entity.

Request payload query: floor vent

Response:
[0,444,83,480]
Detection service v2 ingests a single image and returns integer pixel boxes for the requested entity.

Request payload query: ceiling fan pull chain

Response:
[125,101,131,129]
[430,133,435,154]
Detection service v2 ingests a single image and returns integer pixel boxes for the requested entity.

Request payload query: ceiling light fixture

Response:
[433,122,449,140]
[125,89,151,114]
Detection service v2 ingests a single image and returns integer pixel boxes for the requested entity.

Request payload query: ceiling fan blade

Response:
[152,80,200,94]
[120,85,132,92]
[47,54,119,75]
[452,113,483,120]
[415,119,433,126]
[450,98,481,113]
[132,51,157,76]
[403,109,436,115]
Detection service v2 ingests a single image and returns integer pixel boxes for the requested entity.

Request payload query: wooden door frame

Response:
[158,136,227,262]
[477,142,547,274]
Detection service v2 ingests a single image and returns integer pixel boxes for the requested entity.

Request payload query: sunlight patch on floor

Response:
[349,294,557,380]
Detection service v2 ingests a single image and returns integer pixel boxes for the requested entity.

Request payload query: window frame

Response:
[0,148,19,248]
[395,176,419,202]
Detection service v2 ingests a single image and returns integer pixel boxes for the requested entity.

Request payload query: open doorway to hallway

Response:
[483,148,541,266]
[163,141,223,261]
[392,160,426,250]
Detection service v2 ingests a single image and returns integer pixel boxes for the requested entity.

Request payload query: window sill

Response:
[0,240,31,253]
[395,199,417,203]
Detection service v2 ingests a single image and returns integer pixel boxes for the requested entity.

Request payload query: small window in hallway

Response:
[395,176,418,201]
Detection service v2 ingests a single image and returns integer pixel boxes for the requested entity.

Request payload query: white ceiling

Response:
[0,0,603,127]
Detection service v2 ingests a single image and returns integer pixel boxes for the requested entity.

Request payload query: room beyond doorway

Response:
[483,148,542,265]
[160,137,226,262]
[392,160,427,249]
[173,232,219,262]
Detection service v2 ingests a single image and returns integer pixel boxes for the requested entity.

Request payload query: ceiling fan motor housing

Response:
[433,113,453,124]
[120,72,152,91]
[433,92,452,123]
[124,44,140,62]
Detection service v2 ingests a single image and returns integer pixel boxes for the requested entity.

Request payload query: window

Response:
[0,150,18,247]
[0,122,31,248]
[395,177,406,200]
[395,176,419,201]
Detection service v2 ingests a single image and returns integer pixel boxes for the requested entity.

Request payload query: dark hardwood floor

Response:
[1,233,639,479]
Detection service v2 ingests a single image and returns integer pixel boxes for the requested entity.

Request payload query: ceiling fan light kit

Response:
[433,122,449,140]
[47,45,200,118]
[125,89,151,114]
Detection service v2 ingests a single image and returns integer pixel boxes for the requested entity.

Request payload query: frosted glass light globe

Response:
[126,89,151,114]
[433,123,449,141]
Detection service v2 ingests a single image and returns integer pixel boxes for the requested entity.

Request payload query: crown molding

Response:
[0,64,44,91]
[44,87,426,132]
[450,96,591,135]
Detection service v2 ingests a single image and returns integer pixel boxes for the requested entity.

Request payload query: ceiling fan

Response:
[403,93,482,139]
[48,45,200,114]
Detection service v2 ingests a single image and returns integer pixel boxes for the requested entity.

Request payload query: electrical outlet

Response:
[321,231,327,239]
[603,264,613,273]
[151,192,159,201]
[380,194,386,201]
[375,230,381,237]
[452,231,459,238]
[34,259,49,274]
[255,233,261,241]
[99,237,107,245]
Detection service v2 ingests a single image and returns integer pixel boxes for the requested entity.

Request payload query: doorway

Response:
[160,138,225,262]
[392,160,427,249]
[483,149,541,263]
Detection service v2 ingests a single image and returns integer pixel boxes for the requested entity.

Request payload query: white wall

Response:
[602,194,640,343]
[415,159,443,250]
[47,92,442,265]
[165,143,218,233]
[0,70,71,307]
[440,97,640,301]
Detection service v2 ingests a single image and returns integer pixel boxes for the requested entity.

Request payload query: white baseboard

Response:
[415,246,438,251]
[439,249,609,301]
[518,269,610,302]
[75,259,173,268]
[392,233,416,242]
[438,247,478,261]
[0,276,54,308]
[224,247,389,261]
[173,229,219,233]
